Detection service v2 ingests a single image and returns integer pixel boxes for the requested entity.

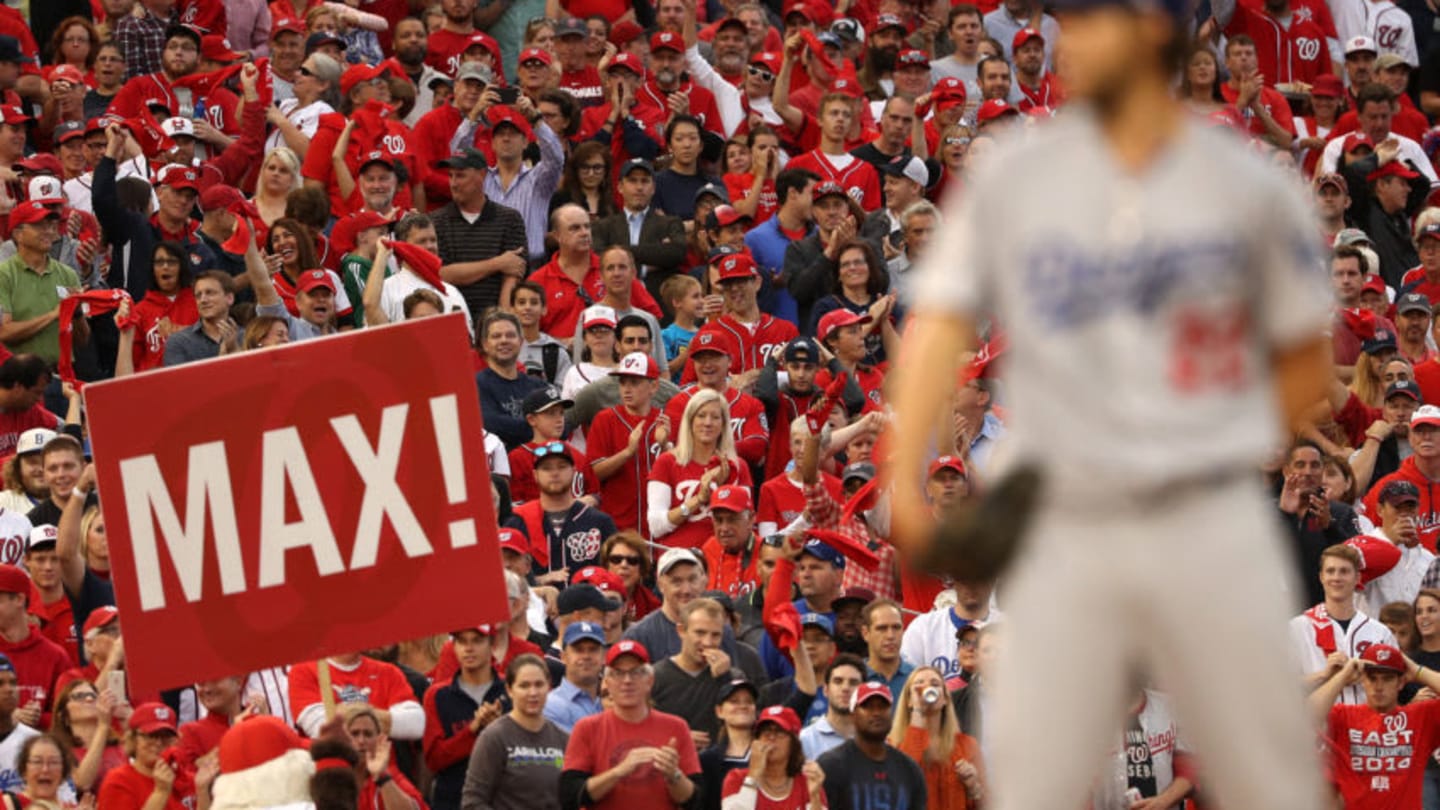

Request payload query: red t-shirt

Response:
[98,763,189,810]
[33,594,78,666]
[426,28,476,76]
[507,440,598,504]
[562,0,631,21]
[288,657,416,722]
[589,407,666,535]
[663,386,770,466]
[0,404,60,458]
[1416,357,1440,406]
[563,710,702,809]
[1326,699,1440,808]
[723,173,777,224]
[758,473,841,533]
[646,451,753,553]
[1218,84,1298,139]
[785,150,881,212]
[560,66,606,109]
[721,768,821,809]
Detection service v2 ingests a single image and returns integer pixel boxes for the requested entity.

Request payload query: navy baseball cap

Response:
[1387,380,1423,402]
[523,386,572,415]
[1379,479,1421,506]
[718,678,759,702]
[620,158,654,178]
[557,584,621,616]
[556,17,588,36]
[800,538,846,569]
[1398,292,1432,315]
[563,621,607,647]
[694,182,730,205]
[304,31,347,53]
[784,337,820,363]
[842,461,876,484]
[801,612,835,636]
[1362,329,1398,355]
[0,36,30,64]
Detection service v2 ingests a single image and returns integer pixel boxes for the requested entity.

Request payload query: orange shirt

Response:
[895,726,984,810]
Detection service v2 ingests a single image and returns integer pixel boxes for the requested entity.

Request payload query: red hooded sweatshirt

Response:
[1363,456,1440,552]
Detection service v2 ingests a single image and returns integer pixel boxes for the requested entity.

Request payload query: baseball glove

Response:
[920,463,1044,583]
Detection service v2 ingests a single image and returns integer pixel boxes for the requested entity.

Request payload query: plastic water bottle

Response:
[192,98,206,123]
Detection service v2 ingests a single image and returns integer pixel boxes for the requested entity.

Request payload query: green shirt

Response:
[0,254,81,362]
[339,252,387,328]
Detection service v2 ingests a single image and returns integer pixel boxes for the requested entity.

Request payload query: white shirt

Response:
[1288,604,1397,704]
[1362,528,1434,615]
[378,267,474,338]
[0,508,32,567]
[1320,131,1439,184]
[266,99,334,154]
[1368,0,1419,66]
[900,605,1000,679]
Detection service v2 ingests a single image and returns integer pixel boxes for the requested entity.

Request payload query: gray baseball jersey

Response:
[914,110,1329,498]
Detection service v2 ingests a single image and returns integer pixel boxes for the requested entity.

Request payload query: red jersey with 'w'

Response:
[786,150,882,212]
[588,407,666,535]
[1326,699,1440,809]
[680,314,799,384]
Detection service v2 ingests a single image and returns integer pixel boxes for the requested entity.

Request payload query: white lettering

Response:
[258,428,345,588]
[333,405,431,568]
[120,443,246,610]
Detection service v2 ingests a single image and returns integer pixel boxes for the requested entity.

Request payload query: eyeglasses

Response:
[957,639,977,649]
[579,163,606,173]
[68,691,98,703]
[608,554,642,566]
[298,65,314,77]
[152,256,181,268]
[943,136,972,146]
[748,66,774,82]
[533,441,568,459]
[607,666,648,681]
[26,759,62,770]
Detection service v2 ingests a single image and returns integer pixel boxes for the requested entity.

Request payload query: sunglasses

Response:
[533,441,569,459]
[761,533,787,547]
[608,554,642,566]
[298,65,314,77]
[748,66,774,82]
[943,136,972,146]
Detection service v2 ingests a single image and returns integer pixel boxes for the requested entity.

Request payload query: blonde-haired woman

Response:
[253,147,304,227]
[889,667,984,810]
[1350,333,1398,408]
[647,389,751,552]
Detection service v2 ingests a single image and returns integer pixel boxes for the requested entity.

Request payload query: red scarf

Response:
[1305,604,1337,655]
[382,239,445,291]
[59,289,133,388]
[123,107,173,157]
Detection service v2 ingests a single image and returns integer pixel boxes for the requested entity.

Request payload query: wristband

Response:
[375,774,393,788]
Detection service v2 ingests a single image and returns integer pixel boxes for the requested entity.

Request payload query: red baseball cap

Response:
[155,164,200,192]
[754,705,801,735]
[296,269,336,294]
[0,565,28,595]
[896,49,929,69]
[850,682,893,710]
[689,328,737,358]
[976,99,1019,125]
[572,565,625,595]
[607,52,645,76]
[272,15,304,36]
[1362,274,1387,295]
[82,605,119,639]
[0,106,30,125]
[1360,643,1407,673]
[605,639,650,666]
[875,13,907,32]
[609,20,644,46]
[1343,132,1374,153]
[933,77,967,110]
[7,201,59,230]
[750,51,782,74]
[453,624,495,637]
[49,65,84,86]
[497,527,529,555]
[519,47,553,66]
[928,455,967,479]
[488,105,535,141]
[716,251,758,281]
[201,35,245,63]
[129,702,178,735]
[1311,74,1344,98]
[1012,27,1044,51]
[340,63,386,96]
[711,485,753,512]
[199,183,245,213]
[829,76,863,99]
[611,351,660,380]
[817,309,873,343]
[709,205,750,229]
[15,153,63,176]
[1368,161,1421,183]
[52,120,85,144]
[651,31,684,54]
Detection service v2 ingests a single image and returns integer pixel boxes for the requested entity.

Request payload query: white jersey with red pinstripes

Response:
[786,150,882,212]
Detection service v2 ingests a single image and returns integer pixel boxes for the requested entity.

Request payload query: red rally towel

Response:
[382,239,445,291]
[60,289,133,387]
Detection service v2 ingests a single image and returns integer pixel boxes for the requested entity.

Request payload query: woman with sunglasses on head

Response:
[266,52,343,159]
[51,679,125,795]
[890,667,984,810]
[602,532,660,623]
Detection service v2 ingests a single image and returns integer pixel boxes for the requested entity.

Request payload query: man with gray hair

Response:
[885,200,939,308]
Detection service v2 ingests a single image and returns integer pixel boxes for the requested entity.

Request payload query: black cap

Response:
[1362,328,1398,355]
[165,23,204,48]
[1387,380,1423,402]
[717,678,759,702]
[842,461,876,484]
[556,584,622,615]
[522,385,573,415]
[784,337,820,363]
[438,147,489,170]
[556,17,588,36]
[0,36,32,64]
[1379,479,1421,506]
[694,182,729,206]
[1398,292,1433,315]
[620,158,654,178]
[831,18,863,42]
[699,589,736,614]
[305,31,348,53]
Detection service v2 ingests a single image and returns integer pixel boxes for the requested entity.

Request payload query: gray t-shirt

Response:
[912,110,1329,498]
[461,714,568,810]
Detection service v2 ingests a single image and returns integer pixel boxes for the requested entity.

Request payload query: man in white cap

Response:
[860,156,929,259]
[622,548,741,662]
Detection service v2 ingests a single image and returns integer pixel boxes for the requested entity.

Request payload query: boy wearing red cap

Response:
[559,640,701,809]
[0,564,72,728]
[590,352,672,535]
[1314,644,1440,807]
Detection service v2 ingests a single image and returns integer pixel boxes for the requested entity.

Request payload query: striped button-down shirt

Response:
[451,118,565,261]
[115,7,174,81]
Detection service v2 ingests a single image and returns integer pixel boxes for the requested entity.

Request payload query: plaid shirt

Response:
[115,7,175,81]
[803,481,898,601]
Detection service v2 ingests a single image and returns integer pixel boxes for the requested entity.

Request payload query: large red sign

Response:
[85,314,506,694]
